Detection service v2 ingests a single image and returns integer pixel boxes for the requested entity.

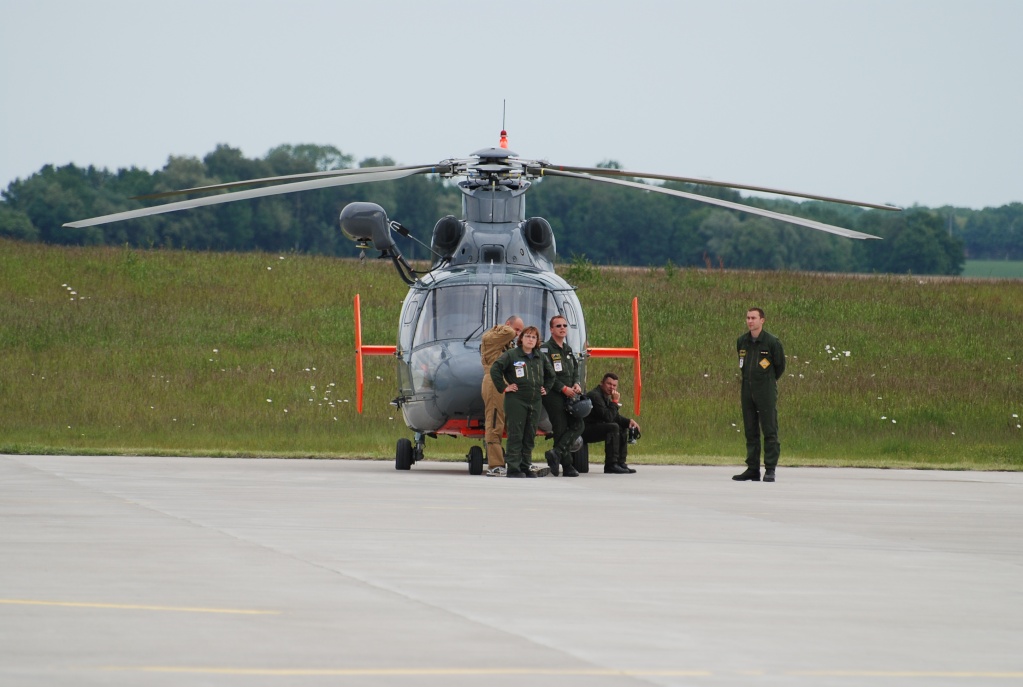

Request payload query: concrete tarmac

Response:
[1,455,1021,686]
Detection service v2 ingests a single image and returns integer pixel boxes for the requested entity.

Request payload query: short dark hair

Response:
[517,326,541,347]
[747,307,765,319]
[549,314,567,328]
[601,372,619,383]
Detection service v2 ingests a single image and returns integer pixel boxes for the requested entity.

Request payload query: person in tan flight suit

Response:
[480,315,524,476]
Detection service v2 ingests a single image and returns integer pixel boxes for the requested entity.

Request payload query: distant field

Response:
[963,260,1023,278]
[1,239,1021,469]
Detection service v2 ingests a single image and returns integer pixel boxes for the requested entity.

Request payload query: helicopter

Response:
[65,129,899,474]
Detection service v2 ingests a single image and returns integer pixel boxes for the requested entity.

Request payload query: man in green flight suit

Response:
[541,315,584,477]
[733,307,786,483]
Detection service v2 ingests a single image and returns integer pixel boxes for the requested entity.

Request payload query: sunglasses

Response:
[553,323,568,328]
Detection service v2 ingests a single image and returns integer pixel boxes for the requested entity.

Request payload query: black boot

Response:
[561,455,579,477]
[618,462,637,474]
[763,467,776,483]
[604,463,630,474]
[545,450,560,477]
[732,467,761,481]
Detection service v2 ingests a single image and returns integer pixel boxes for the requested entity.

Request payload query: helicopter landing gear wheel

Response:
[572,442,590,473]
[396,438,413,471]
[467,445,484,475]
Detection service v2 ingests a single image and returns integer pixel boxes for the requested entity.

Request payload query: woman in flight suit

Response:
[489,326,554,478]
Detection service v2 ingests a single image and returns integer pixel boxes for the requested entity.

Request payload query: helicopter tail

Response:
[354,294,396,414]
[585,297,642,417]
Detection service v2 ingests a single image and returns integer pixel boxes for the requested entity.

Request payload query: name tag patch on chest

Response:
[514,361,526,378]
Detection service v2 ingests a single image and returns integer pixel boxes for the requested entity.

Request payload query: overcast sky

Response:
[2,0,1020,210]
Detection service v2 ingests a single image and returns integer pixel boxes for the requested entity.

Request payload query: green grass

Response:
[963,260,1023,279]
[2,240,1021,469]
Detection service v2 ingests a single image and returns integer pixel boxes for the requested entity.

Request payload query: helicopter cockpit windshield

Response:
[402,279,585,395]
[413,286,488,343]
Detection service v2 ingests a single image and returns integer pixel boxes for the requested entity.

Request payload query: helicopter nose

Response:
[429,344,485,417]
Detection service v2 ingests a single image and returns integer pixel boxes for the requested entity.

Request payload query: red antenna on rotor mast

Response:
[499,99,509,149]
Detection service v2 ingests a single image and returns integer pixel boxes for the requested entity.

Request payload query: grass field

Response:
[963,259,1023,279]
[2,239,1020,469]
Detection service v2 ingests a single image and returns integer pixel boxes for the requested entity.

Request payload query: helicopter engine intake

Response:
[431,215,464,262]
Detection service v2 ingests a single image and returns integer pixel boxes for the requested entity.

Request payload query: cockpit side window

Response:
[558,300,584,351]
[412,286,488,345]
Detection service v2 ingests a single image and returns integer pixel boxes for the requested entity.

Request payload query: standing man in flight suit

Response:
[733,307,786,483]
[480,315,523,476]
[541,315,584,477]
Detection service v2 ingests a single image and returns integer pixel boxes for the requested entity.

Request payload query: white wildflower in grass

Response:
[329,382,336,387]
[310,385,316,391]
[266,398,272,403]
[892,419,897,424]
[279,256,285,260]
[267,266,272,270]
[881,416,887,420]
[270,368,275,373]
[799,374,804,378]
[844,351,851,357]
[333,417,338,421]
[951,432,956,435]
[343,399,349,403]
[388,417,394,420]
[284,409,288,413]
[1014,414,1019,418]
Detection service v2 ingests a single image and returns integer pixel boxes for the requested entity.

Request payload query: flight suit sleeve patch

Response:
[759,358,771,370]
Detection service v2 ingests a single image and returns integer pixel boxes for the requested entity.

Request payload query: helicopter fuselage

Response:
[391,173,587,437]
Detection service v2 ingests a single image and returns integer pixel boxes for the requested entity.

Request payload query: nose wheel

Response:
[395,438,413,470]
[467,445,484,475]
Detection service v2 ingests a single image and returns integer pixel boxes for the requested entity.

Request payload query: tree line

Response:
[2,142,1018,274]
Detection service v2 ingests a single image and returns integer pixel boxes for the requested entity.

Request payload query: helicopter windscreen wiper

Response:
[464,290,488,343]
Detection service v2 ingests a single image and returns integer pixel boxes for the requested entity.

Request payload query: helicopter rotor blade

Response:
[542,169,881,240]
[542,164,901,212]
[63,166,438,229]
[132,164,446,201]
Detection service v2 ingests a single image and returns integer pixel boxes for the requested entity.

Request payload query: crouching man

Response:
[582,372,640,474]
